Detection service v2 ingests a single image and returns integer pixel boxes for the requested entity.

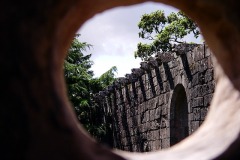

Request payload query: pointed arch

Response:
[170,84,189,146]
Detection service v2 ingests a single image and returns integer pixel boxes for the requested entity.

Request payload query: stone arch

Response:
[170,84,189,146]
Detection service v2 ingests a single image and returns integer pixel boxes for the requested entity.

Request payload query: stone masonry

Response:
[95,44,215,152]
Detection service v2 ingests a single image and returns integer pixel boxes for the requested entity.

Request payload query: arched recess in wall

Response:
[170,84,188,146]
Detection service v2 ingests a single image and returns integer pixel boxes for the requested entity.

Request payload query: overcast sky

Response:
[78,2,201,78]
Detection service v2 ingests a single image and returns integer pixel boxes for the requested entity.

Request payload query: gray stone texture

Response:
[96,44,215,152]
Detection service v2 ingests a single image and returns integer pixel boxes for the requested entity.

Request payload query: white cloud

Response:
[78,2,201,78]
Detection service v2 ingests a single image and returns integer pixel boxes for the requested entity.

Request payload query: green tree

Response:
[64,35,117,144]
[135,10,200,61]
[98,66,117,88]
[64,34,93,121]
[87,66,117,144]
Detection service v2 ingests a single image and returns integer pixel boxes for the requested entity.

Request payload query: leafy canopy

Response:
[135,10,200,61]
[64,34,117,144]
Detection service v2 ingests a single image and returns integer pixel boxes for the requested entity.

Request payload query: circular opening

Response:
[62,0,238,158]
[67,1,210,153]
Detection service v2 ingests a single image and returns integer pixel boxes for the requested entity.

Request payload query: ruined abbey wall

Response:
[95,44,215,152]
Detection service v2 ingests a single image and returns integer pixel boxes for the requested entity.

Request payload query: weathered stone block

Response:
[147,131,154,141]
[161,82,170,93]
[148,97,159,110]
[153,130,160,140]
[132,144,138,152]
[130,128,134,136]
[128,117,133,128]
[129,107,135,117]
[152,140,161,150]
[144,122,150,132]
[199,85,208,97]
[138,103,144,114]
[154,107,161,119]
[146,110,150,122]
[191,121,200,133]
[191,85,200,99]
[204,94,213,106]
[160,128,168,139]
[201,108,209,120]
[139,124,145,133]
[143,141,150,152]
[192,97,204,108]
[199,58,209,72]
[149,109,155,121]
[208,81,215,93]
[158,52,175,63]
[120,130,126,139]
[137,114,141,125]
[190,62,199,75]
[205,69,214,82]
[161,72,167,82]
[144,81,150,91]
[188,113,193,121]
[161,138,170,149]
[192,72,199,86]
[159,65,164,73]
[153,77,158,86]
[193,108,201,120]
[193,45,204,61]
[138,92,144,103]
[150,121,160,130]
[132,117,138,127]
[188,101,193,113]
[162,106,168,115]
[186,52,194,65]
[164,92,170,104]
[126,108,130,118]
[168,59,179,68]
[199,82,215,97]
[158,94,164,105]
[160,118,167,128]
[146,89,153,100]
[155,84,161,95]
[172,68,179,78]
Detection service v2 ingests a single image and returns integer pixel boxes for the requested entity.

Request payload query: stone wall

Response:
[95,44,215,152]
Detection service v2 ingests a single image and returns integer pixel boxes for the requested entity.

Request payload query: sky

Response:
[78,2,201,78]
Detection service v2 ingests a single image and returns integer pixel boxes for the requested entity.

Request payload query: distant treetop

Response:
[135,10,200,61]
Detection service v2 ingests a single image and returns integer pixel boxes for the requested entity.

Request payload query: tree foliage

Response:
[64,34,117,144]
[135,10,200,61]
[98,66,117,88]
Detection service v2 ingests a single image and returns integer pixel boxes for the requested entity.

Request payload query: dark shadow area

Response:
[125,85,131,104]
[131,104,143,152]
[102,97,115,147]
[147,71,156,97]
[118,88,133,151]
[163,62,174,89]
[111,92,121,148]
[111,91,122,149]
[130,82,144,152]
[180,54,193,81]
[132,82,138,99]
[170,84,189,146]
[139,76,147,101]
[155,67,164,90]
